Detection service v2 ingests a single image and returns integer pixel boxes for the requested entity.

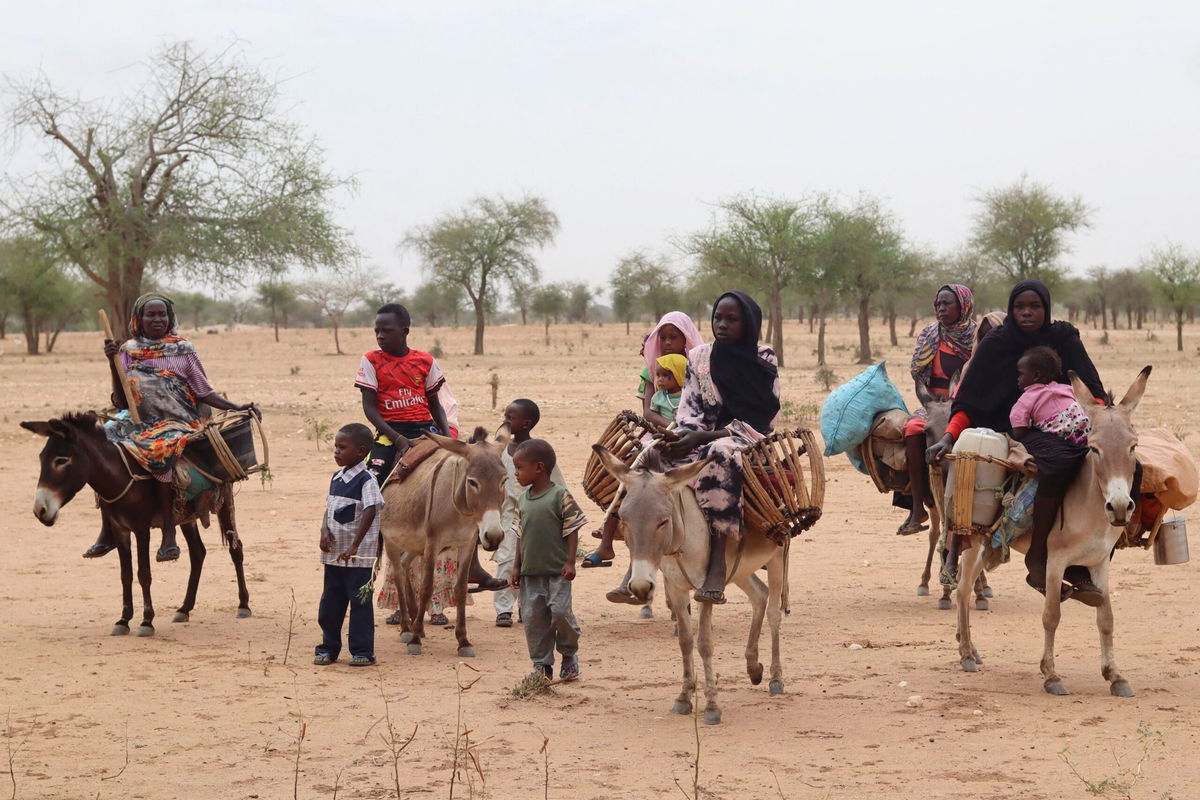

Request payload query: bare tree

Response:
[300,265,373,354]
[1,41,356,326]
[403,194,559,355]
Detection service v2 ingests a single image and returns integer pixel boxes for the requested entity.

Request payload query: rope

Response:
[98,445,153,505]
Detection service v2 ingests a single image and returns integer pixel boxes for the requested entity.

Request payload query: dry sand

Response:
[1,317,1198,799]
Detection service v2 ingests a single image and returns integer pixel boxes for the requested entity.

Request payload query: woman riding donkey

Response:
[927,279,1139,605]
[87,293,258,562]
[897,284,976,536]
[656,291,780,604]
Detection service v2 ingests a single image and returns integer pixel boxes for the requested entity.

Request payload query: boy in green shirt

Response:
[509,439,587,681]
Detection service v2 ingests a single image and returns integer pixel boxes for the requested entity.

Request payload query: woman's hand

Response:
[103,339,120,359]
[237,402,262,421]
[662,429,720,459]
[926,433,954,464]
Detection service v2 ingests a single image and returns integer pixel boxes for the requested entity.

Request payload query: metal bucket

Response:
[1153,517,1190,565]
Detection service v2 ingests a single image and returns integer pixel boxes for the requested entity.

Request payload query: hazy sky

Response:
[4,1,1199,299]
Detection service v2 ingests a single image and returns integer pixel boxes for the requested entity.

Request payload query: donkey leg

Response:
[697,602,721,725]
[1040,554,1069,695]
[173,522,205,622]
[395,551,416,643]
[765,549,785,695]
[134,528,156,637]
[734,573,767,686]
[453,543,475,658]
[919,511,939,596]
[219,491,252,618]
[955,541,985,672]
[114,536,134,635]
[1090,560,1133,697]
[973,573,990,612]
[408,548,437,655]
[667,581,696,716]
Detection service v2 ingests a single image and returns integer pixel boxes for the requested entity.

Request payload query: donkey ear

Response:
[20,421,55,437]
[914,380,935,408]
[423,429,470,457]
[947,369,962,399]
[591,445,630,483]
[662,456,713,490]
[1118,366,1152,414]
[1067,370,1096,411]
[492,422,511,448]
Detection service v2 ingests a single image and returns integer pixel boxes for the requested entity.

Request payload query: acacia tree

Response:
[608,250,681,333]
[1,42,356,326]
[0,236,86,354]
[969,176,1090,288]
[256,279,297,342]
[300,264,373,354]
[411,281,463,328]
[1145,243,1200,352]
[531,283,567,345]
[566,282,593,323]
[685,193,824,368]
[403,194,559,355]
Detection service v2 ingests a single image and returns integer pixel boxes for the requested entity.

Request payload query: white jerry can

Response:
[945,427,1009,526]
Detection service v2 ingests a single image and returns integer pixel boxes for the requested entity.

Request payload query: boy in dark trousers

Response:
[315,423,384,667]
[510,439,587,681]
[355,302,504,591]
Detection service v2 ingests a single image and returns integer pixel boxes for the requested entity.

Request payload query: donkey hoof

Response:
[172,611,189,623]
[639,606,654,619]
[937,598,952,611]
[406,643,422,656]
[671,700,692,716]
[399,631,413,644]
[672,624,680,638]
[1044,680,1070,696]
[457,646,476,658]
[916,585,930,597]
[769,680,785,696]
[974,598,989,611]
[111,623,130,636]
[237,607,253,619]
[982,587,994,598]
[703,709,722,725]
[1110,680,1135,698]
[961,657,979,673]
[747,662,763,685]
[136,624,155,638]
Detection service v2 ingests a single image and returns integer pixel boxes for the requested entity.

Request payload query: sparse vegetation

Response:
[815,366,840,392]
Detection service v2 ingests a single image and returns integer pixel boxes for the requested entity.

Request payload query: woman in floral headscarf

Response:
[896,284,976,535]
[87,293,257,561]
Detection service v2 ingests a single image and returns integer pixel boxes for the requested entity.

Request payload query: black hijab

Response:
[710,291,780,434]
[952,279,1105,432]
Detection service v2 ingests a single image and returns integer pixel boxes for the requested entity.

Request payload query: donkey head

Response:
[593,444,711,603]
[20,413,103,526]
[915,371,959,447]
[1071,367,1151,527]
[425,423,511,550]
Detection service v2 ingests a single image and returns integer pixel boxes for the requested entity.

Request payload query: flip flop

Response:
[693,589,727,606]
[1067,580,1104,607]
[896,520,929,536]
[581,552,613,568]
[312,654,335,666]
[1026,573,1073,601]
[606,587,642,605]
[82,542,117,559]
[349,655,376,667]
[559,657,580,681]
[156,545,181,562]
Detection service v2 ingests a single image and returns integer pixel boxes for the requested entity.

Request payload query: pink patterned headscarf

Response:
[643,311,705,373]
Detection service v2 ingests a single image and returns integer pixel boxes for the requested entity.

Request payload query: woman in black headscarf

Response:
[660,291,781,604]
[927,279,1107,603]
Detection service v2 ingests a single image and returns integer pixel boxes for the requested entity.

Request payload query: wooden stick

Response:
[99,310,141,424]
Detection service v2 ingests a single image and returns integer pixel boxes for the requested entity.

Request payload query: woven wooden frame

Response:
[741,428,825,544]
[942,451,1015,538]
[582,410,658,510]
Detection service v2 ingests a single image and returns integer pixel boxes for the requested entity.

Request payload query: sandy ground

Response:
[1,316,1198,800]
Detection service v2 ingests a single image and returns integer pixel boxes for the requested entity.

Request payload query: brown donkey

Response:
[593,445,787,725]
[954,367,1151,696]
[22,413,250,636]
[379,425,509,657]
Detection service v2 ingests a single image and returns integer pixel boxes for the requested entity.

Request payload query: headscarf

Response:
[655,354,688,392]
[121,292,195,359]
[952,279,1104,432]
[910,284,976,384]
[977,310,1006,344]
[710,291,779,434]
[643,311,705,374]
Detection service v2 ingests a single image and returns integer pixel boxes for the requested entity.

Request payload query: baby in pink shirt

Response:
[1010,346,1091,446]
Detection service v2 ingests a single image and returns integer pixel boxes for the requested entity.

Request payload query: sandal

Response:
[581,552,613,568]
[606,586,642,605]
[495,612,513,628]
[349,655,376,667]
[693,589,727,605]
[896,519,929,536]
[385,610,403,625]
[83,542,117,559]
[1068,579,1104,607]
[468,576,509,593]
[313,653,335,666]
[1026,573,1073,601]
[156,545,181,562]
[559,657,580,682]
[429,612,449,626]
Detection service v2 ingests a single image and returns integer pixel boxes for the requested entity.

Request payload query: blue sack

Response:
[819,362,908,457]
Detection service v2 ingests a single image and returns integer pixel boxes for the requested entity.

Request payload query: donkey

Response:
[379,425,509,657]
[914,379,992,610]
[954,367,1150,697]
[593,445,787,725]
[22,413,250,636]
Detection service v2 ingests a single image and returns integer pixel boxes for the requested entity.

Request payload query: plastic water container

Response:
[948,428,1009,526]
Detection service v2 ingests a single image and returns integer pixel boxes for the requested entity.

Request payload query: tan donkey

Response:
[593,445,787,725]
[954,366,1151,697]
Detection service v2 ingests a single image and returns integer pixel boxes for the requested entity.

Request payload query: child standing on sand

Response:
[510,439,587,682]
